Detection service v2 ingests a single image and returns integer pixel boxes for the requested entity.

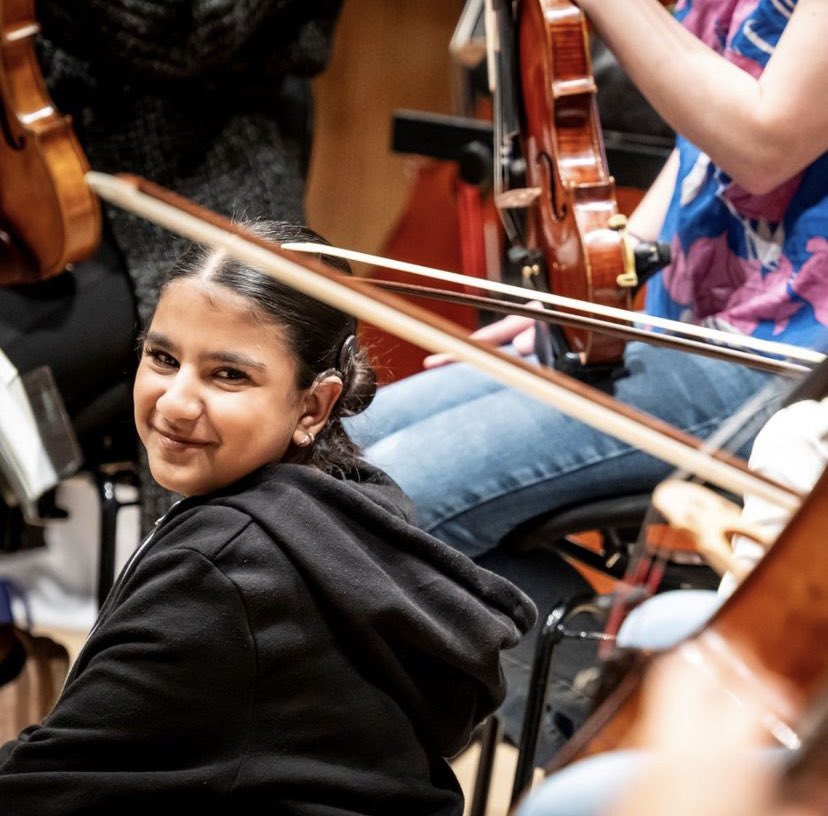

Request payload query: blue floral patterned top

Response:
[645,0,828,350]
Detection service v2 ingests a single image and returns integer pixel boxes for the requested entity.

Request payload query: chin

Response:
[149,464,196,497]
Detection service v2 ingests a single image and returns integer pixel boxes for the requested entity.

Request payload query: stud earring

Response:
[296,429,315,447]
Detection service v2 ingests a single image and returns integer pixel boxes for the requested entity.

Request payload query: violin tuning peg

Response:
[608,214,628,232]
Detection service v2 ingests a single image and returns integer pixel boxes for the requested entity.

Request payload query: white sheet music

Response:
[0,349,58,516]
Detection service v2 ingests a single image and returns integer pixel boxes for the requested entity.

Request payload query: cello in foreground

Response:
[540,463,828,804]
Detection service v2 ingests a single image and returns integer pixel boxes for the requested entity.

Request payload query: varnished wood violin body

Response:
[515,0,634,366]
[0,0,100,285]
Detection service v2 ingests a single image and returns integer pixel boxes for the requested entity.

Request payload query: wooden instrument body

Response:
[549,464,828,771]
[0,0,99,284]
[518,0,631,365]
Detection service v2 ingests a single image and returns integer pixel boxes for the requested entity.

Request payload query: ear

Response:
[292,376,343,445]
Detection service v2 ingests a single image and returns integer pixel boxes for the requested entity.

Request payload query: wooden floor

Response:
[452,739,524,816]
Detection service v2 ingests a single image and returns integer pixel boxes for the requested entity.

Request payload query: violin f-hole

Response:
[0,94,24,151]
[537,149,565,221]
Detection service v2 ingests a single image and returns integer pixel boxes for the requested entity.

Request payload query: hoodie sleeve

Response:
[0,543,256,813]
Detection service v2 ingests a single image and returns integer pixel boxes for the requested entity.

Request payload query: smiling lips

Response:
[156,429,211,451]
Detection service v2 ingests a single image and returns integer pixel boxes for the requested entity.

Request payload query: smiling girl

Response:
[0,221,536,815]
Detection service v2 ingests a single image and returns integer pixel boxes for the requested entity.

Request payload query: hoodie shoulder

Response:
[148,461,537,757]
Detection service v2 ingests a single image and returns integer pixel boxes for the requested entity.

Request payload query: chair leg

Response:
[510,593,606,807]
[93,466,140,609]
[468,714,502,816]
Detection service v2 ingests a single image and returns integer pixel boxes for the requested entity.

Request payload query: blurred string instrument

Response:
[498,361,828,806]
[542,457,828,791]
[533,364,828,803]
[84,171,828,811]
[0,0,100,286]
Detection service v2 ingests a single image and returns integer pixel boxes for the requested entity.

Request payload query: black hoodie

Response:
[0,462,536,814]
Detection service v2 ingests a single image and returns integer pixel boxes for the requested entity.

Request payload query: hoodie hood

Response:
[214,460,537,756]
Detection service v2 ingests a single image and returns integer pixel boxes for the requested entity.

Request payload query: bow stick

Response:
[359,278,810,376]
[85,171,801,514]
[280,241,824,367]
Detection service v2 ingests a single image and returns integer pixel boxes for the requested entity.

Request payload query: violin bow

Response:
[280,240,824,368]
[354,278,810,376]
[86,171,801,516]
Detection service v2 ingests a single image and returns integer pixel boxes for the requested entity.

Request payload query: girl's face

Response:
[134,278,311,496]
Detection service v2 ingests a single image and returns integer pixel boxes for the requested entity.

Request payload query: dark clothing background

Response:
[36,0,342,325]
[0,0,344,532]
[0,461,536,814]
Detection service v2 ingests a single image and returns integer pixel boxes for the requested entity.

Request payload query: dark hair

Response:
[154,219,377,476]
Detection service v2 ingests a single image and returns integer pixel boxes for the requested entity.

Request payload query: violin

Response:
[491,0,635,373]
[0,0,100,285]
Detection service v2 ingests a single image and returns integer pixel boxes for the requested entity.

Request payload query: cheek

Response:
[133,370,148,415]
[222,398,298,461]
[133,368,159,427]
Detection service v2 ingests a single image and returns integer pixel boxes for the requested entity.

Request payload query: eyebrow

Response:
[144,331,267,370]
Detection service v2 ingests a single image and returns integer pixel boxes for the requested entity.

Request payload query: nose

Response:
[155,368,203,422]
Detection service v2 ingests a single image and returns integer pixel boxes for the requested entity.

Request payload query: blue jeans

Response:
[347,341,776,556]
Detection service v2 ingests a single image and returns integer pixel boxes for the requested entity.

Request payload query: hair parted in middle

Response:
[151,219,378,476]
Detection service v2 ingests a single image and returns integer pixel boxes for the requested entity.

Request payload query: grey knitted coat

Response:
[39,0,344,322]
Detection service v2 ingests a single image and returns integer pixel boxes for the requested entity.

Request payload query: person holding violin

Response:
[0,0,344,540]
[346,0,828,562]
[0,218,537,814]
